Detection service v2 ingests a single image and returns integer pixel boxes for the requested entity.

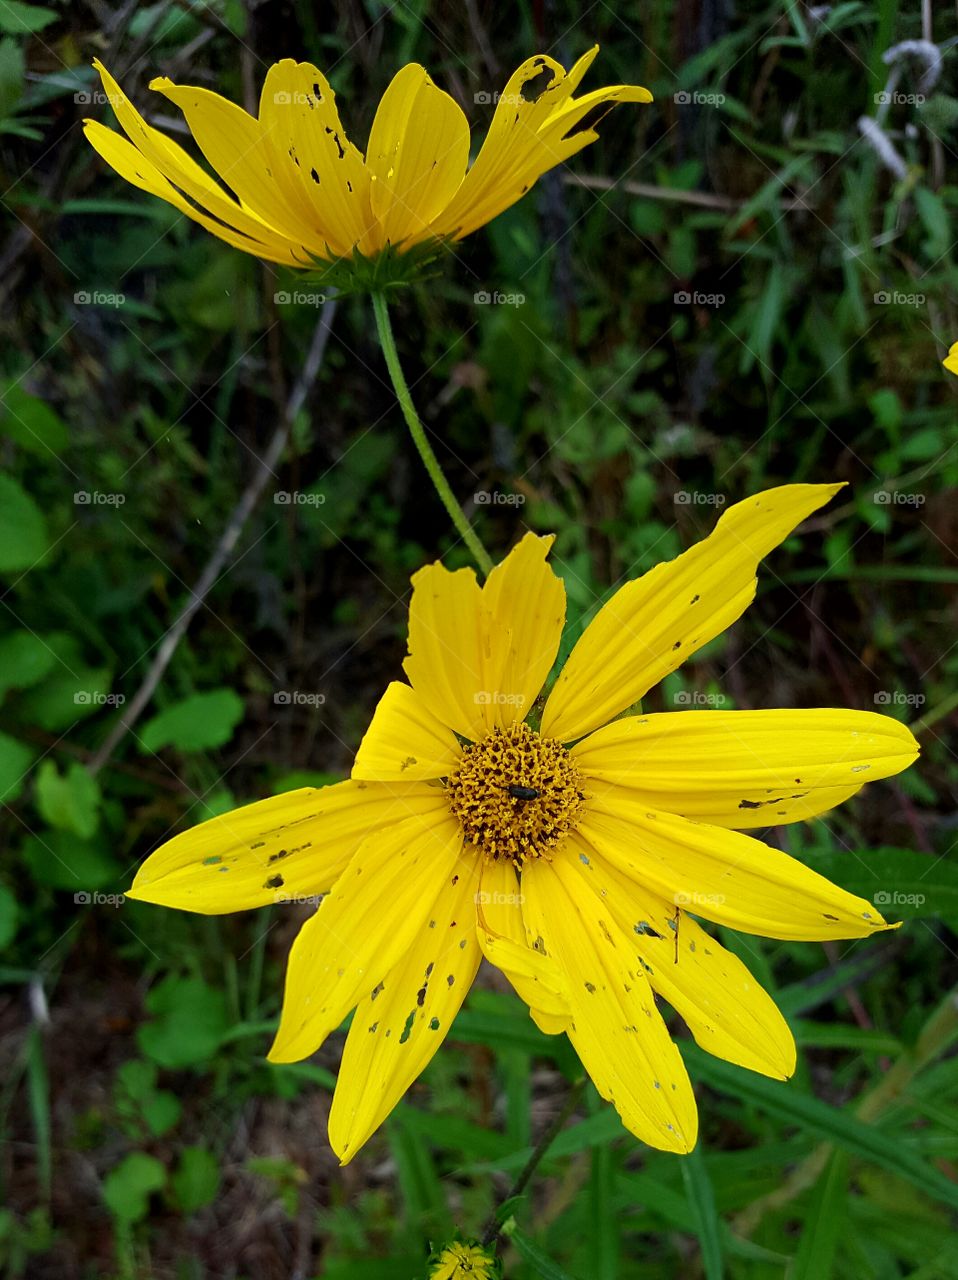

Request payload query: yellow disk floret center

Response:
[447,721,584,865]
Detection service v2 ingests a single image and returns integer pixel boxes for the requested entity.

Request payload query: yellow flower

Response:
[83,49,651,274]
[128,484,919,1162]
[943,342,958,375]
[428,1240,500,1278]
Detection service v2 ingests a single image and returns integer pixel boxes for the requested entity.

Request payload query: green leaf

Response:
[800,846,958,922]
[0,884,18,948]
[501,1219,581,1280]
[685,1047,958,1210]
[791,1149,849,1279]
[0,37,24,120]
[22,828,120,892]
[34,760,101,838]
[170,1146,221,1214]
[0,384,69,454]
[0,3,59,34]
[681,1145,725,1280]
[137,976,230,1069]
[0,731,36,803]
[139,689,245,753]
[0,631,57,699]
[102,1152,166,1224]
[0,475,49,573]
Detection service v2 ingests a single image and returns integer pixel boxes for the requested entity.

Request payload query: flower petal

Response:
[943,341,958,376]
[541,483,845,743]
[437,48,652,241]
[523,858,698,1153]
[402,533,565,740]
[127,780,447,914]
[366,64,470,249]
[82,120,304,266]
[573,708,919,827]
[569,840,795,1079]
[86,61,306,264]
[579,795,894,941]
[352,682,462,781]
[327,856,482,1163]
[258,60,372,258]
[149,74,327,254]
[268,811,464,1063]
[476,857,572,1030]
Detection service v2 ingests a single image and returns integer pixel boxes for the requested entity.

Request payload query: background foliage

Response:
[1,0,957,1277]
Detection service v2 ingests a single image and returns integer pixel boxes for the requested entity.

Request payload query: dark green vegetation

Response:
[2,1,958,1277]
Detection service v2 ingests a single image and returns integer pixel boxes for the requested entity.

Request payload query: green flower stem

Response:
[480,1075,588,1247]
[371,291,493,577]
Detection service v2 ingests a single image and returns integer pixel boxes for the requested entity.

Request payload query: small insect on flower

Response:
[127,484,920,1163]
[82,48,652,290]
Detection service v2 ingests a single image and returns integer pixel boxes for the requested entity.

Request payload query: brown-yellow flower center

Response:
[447,721,584,865]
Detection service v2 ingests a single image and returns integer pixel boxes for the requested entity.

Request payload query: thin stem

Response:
[370,291,493,576]
[481,1075,588,1247]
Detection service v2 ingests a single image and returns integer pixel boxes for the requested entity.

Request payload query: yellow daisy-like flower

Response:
[128,484,919,1162]
[82,48,651,274]
[943,341,958,375]
[428,1240,500,1279]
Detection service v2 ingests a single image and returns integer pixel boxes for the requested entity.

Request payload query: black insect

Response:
[506,785,540,801]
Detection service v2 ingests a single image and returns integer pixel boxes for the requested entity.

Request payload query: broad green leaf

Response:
[0,631,57,699]
[0,475,49,573]
[102,1152,166,1224]
[35,760,101,838]
[139,689,245,753]
[0,384,69,454]
[0,731,35,803]
[0,3,58,34]
[137,975,230,1069]
[22,828,120,891]
[170,1146,221,1213]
